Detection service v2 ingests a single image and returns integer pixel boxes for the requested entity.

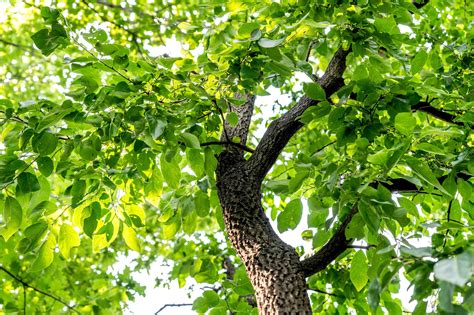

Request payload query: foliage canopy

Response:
[0,0,473,314]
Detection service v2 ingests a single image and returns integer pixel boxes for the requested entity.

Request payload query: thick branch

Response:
[373,172,471,192]
[0,266,80,314]
[248,47,351,182]
[219,94,256,157]
[299,204,358,278]
[412,102,467,127]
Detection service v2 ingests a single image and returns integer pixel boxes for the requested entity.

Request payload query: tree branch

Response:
[0,266,81,314]
[307,287,342,297]
[154,303,193,314]
[299,203,358,278]
[247,46,351,182]
[373,172,471,193]
[219,94,256,157]
[412,102,468,127]
[0,38,40,56]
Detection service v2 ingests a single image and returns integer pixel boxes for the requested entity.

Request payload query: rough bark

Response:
[216,93,311,314]
[248,47,351,183]
[216,164,312,314]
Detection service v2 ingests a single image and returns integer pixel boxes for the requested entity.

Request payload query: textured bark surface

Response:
[216,163,311,314]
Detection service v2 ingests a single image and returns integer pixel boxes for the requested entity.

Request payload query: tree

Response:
[0,0,473,314]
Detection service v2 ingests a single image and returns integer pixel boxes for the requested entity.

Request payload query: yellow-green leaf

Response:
[31,234,56,272]
[123,224,140,252]
[59,223,80,259]
[181,132,200,149]
[350,250,369,291]
[1,196,23,241]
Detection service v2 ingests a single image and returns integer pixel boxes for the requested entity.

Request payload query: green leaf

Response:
[406,158,453,197]
[457,179,471,201]
[438,281,454,312]
[59,223,80,259]
[37,156,54,177]
[434,252,472,286]
[160,154,181,188]
[31,234,56,272]
[415,142,446,155]
[303,82,326,101]
[358,200,380,234]
[299,101,331,123]
[32,132,58,156]
[17,172,41,194]
[187,149,205,177]
[350,251,369,291]
[398,197,418,217]
[203,290,220,307]
[385,301,402,315]
[258,37,285,48]
[17,221,48,253]
[368,279,381,311]
[84,28,108,44]
[78,136,101,161]
[181,132,200,149]
[307,196,328,228]
[374,16,399,34]
[1,196,23,241]
[31,23,68,56]
[367,149,389,166]
[123,225,141,252]
[148,117,167,140]
[193,297,209,313]
[400,245,432,257]
[195,191,210,217]
[83,218,97,239]
[328,107,345,131]
[394,112,416,135]
[352,64,369,81]
[277,199,303,232]
[227,112,239,127]
[238,22,260,38]
[40,7,60,23]
[411,49,428,74]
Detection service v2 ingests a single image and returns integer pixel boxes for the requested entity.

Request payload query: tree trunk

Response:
[213,48,352,314]
[216,156,311,314]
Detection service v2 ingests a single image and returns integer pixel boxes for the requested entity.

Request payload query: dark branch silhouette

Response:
[412,102,467,127]
[154,303,193,314]
[300,204,358,277]
[0,266,81,314]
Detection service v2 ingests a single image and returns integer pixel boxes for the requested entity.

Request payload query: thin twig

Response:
[80,0,145,56]
[71,37,134,84]
[307,287,342,297]
[0,38,39,55]
[0,266,81,314]
[347,245,375,250]
[154,303,193,314]
[23,284,26,315]
[443,199,453,248]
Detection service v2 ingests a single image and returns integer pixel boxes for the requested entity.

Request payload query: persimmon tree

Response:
[0,0,473,314]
